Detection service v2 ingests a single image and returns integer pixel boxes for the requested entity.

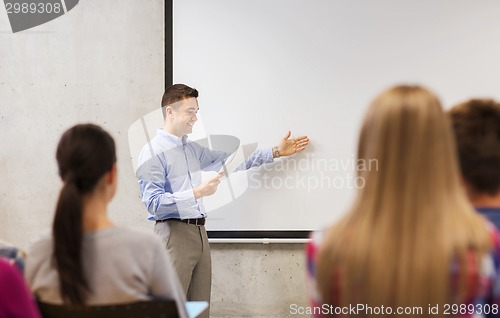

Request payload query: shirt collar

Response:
[157,129,188,146]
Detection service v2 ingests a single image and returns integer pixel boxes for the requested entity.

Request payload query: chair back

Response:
[37,299,179,318]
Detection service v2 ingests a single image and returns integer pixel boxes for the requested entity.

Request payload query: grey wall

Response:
[0,1,164,245]
[211,244,308,318]
[0,1,308,317]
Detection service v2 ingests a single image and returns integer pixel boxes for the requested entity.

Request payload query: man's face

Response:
[167,97,199,137]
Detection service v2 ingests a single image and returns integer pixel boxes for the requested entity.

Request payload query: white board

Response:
[166,0,500,234]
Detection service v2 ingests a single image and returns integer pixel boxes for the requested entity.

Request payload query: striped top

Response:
[306,223,500,317]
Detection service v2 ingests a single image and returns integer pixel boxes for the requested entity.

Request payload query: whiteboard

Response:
[165,0,500,238]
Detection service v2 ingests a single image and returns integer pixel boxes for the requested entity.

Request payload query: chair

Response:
[37,299,179,318]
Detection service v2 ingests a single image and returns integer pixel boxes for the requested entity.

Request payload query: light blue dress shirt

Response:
[137,129,273,220]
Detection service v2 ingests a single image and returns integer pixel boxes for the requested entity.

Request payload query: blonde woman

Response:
[306,86,500,317]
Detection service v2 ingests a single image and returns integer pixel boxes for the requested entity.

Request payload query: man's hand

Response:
[277,131,309,157]
[193,172,224,199]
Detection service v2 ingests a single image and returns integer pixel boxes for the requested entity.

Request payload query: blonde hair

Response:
[316,85,490,317]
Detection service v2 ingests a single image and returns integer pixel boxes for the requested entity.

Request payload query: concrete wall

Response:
[0,1,164,244]
[0,2,309,317]
[211,244,308,318]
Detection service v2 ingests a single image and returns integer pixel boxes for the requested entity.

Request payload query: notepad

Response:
[186,301,209,318]
[219,146,245,176]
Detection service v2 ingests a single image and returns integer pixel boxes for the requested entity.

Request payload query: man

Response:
[449,99,500,228]
[136,84,309,317]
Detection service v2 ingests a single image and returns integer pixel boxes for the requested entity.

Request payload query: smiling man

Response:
[136,84,309,318]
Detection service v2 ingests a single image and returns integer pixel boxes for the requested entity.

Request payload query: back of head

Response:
[53,124,116,306]
[161,84,199,117]
[56,124,116,192]
[316,85,490,316]
[449,99,500,196]
[356,85,459,204]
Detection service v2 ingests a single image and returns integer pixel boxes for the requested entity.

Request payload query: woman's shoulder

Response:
[306,229,329,265]
[95,226,163,247]
[308,228,329,252]
[0,258,15,273]
[484,221,500,264]
[28,231,52,254]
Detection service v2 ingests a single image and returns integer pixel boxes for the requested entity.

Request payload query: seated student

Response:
[25,124,188,318]
[306,86,500,317]
[0,239,26,272]
[448,99,500,228]
[0,258,41,318]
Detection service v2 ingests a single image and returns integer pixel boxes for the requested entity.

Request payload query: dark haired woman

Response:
[25,124,188,318]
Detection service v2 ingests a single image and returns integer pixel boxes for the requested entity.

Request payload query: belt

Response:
[156,218,206,226]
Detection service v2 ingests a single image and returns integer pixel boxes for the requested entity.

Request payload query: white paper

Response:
[219,146,245,176]
[186,301,209,318]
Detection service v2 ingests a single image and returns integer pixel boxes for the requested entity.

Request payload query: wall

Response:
[0,0,165,244]
[0,2,309,317]
[211,244,308,318]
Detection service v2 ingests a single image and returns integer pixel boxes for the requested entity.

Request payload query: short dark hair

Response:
[161,84,199,117]
[449,99,500,195]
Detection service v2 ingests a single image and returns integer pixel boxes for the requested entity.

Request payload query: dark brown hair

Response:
[161,83,199,117]
[449,99,500,195]
[52,124,116,306]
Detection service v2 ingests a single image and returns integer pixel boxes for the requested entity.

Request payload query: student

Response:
[136,84,309,317]
[0,239,26,272]
[0,258,41,318]
[449,99,500,228]
[306,86,500,317]
[25,124,188,318]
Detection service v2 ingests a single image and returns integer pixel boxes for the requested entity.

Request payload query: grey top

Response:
[25,226,188,318]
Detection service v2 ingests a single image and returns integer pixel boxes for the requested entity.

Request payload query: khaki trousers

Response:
[154,220,211,318]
